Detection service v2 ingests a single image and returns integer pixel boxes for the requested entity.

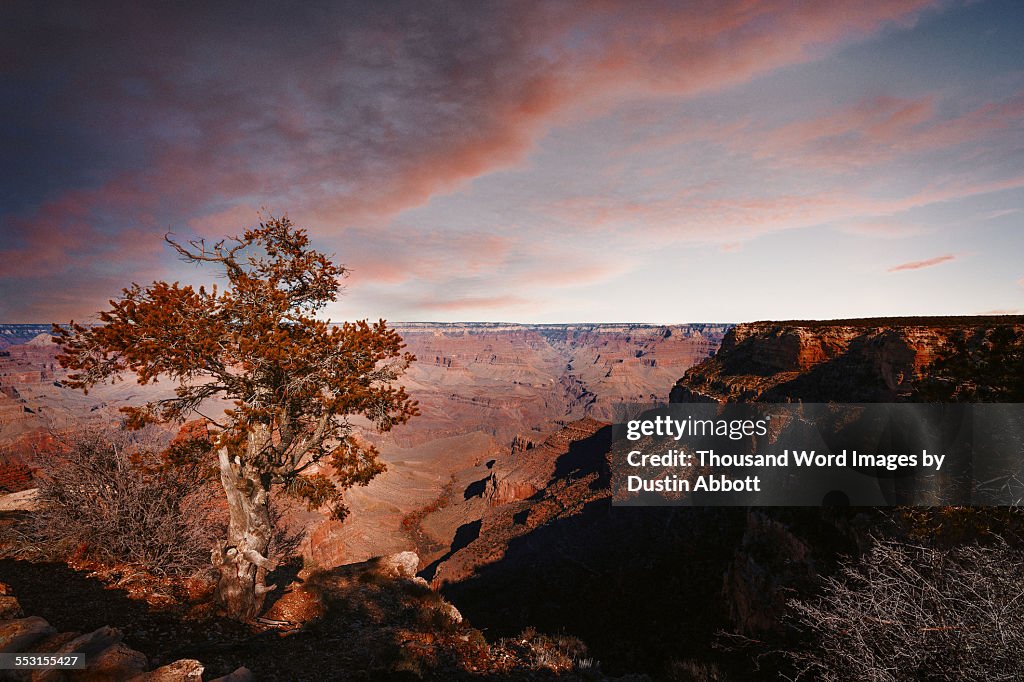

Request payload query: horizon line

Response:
[4,313,1024,327]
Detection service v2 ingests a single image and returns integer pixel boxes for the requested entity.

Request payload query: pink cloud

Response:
[0,0,953,320]
[730,91,1024,172]
[341,229,514,286]
[837,221,926,239]
[295,1,939,222]
[572,1,935,100]
[0,179,165,296]
[887,254,956,272]
[415,295,532,312]
[544,162,1024,250]
[548,186,855,242]
[516,262,626,288]
[186,205,266,238]
[986,208,1021,220]
[12,1,943,227]
[869,174,1024,215]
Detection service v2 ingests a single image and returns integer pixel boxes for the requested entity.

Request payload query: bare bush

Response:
[788,538,1024,681]
[20,428,225,575]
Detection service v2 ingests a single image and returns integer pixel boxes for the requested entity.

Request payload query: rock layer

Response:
[672,316,1024,403]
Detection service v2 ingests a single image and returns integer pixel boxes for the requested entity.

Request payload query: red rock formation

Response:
[672,316,1024,403]
[486,418,606,506]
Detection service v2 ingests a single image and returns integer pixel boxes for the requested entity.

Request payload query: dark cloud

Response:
[1,0,944,320]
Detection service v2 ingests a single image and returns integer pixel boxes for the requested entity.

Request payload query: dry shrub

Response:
[19,427,225,574]
[789,538,1024,681]
[496,626,592,674]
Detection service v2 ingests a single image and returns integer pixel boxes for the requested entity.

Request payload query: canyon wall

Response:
[669,315,1024,642]
[672,316,1024,403]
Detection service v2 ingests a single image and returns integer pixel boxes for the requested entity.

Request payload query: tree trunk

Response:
[213,445,277,621]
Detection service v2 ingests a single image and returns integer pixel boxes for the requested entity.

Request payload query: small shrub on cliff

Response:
[495,627,591,674]
[20,428,225,574]
[788,538,1024,680]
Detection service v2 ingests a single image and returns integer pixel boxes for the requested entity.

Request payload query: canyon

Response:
[5,316,1021,677]
[0,322,728,565]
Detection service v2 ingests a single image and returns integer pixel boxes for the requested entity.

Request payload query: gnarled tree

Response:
[53,218,418,620]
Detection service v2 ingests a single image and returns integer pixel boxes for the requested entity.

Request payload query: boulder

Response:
[0,616,56,653]
[261,582,325,625]
[74,641,148,681]
[32,626,147,682]
[377,551,419,579]
[128,659,204,681]
[53,626,123,658]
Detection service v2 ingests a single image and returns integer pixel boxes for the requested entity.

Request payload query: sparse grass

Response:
[0,456,32,493]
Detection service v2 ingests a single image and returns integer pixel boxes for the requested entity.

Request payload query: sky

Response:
[2,0,1023,324]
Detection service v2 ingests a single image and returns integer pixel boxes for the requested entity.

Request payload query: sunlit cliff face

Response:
[2,0,1023,323]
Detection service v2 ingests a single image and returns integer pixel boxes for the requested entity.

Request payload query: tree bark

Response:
[213,445,277,621]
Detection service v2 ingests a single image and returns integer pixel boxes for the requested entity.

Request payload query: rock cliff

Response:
[672,316,1024,403]
[670,315,1024,643]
